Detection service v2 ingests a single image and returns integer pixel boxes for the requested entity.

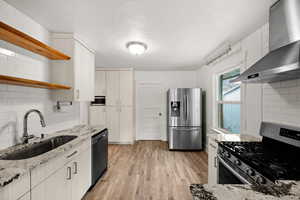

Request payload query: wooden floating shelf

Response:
[0,21,71,60]
[0,75,71,90]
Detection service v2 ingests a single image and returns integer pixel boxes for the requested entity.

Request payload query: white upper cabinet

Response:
[106,71,120,106]
[119,71,134,106]
[95,71,106,96]
[105,70,134,106]
[241,27,264,136]
[51,33,95,101]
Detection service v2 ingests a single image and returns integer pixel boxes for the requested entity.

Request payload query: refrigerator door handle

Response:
[184,95,188,121]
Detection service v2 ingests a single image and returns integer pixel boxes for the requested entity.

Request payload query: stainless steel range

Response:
[217,122,300,185]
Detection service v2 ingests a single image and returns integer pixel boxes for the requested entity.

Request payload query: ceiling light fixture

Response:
[126,41,147,55]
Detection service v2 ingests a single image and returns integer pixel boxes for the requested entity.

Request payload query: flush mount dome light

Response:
[126,41,147,55]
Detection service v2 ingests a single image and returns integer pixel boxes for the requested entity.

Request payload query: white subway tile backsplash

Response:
[263,79,300,127]
[0,0,81,150]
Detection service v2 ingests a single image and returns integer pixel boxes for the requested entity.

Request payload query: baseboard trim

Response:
[109,141,134,145]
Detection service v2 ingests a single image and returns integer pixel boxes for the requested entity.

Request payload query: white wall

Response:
[0,0,80,150]
[135,71,197,141]
[196,43,244,137]
[197,22,300,139]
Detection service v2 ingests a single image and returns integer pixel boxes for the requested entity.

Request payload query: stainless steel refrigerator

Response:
[167,88,202,150]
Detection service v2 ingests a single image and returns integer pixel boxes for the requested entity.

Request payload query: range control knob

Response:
[247,169,256,176]
[220,148,225,153]
[256,176,266,184]
[234,159,242,166]
[225,151,231,158]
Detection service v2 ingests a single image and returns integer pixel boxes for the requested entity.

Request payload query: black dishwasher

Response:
[91,129,108,187]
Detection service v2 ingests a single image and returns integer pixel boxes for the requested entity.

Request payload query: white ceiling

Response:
[5,0,276,70]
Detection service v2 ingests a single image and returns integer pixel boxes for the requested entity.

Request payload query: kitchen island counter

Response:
[190,181,300,200]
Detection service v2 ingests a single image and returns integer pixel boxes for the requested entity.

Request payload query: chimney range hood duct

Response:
[232,0,300,83]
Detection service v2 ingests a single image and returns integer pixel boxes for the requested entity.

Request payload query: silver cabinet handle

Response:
[73,162,78,174]
[209,143,217,149]
[76,89,80,99]
[67,150,78,158]
[214,156,218,168]
[67,166,72,180]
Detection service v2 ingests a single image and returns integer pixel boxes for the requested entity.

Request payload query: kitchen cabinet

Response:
[92,69,134,144]
[119,107,134,142]
[31,163,71,200]
[51,33,95,101]
[106,71,120,106]
[119,71,134,106]
[0,172,30,200]
[95,71,106,96]
[72,147,91,200]
[106,70,134,106]
[106,106,120,143]
[208,136,218,185]
[18,193,30,200]
[31,139,91,200]
[241,28,263,136]
[89,106,106,126]
[106,106,134,144]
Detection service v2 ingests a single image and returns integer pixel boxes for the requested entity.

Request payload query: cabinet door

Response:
[119,71,133,106]
[74,41,94,101]
[31,165,72,200]
[18,193,30,200]
[95,71,106,96]
[88,51,95,100]
[119,106,133,143]
[72,148,91,200]
[208,138,218,185]
[89,106,106,126]
[242,29,263,136]
[106,71,120,106]
[106,106,120,142]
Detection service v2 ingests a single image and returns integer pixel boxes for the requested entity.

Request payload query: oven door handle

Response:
[217,156,251,184]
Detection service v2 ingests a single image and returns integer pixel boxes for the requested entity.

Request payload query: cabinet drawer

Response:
[0,172,30,200]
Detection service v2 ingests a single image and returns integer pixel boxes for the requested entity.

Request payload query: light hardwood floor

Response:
[84,141,208,200]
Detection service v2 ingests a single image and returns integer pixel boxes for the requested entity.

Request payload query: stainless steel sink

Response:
[0,135,77,160]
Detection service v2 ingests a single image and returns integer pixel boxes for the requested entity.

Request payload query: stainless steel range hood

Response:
[233,0,300,83]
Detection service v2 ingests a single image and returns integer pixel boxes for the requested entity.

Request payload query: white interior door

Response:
[136,82,164,140]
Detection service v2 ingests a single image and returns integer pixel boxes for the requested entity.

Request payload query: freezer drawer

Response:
[168,127,202,150]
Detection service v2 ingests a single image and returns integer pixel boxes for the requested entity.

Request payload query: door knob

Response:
[158,113,162,116]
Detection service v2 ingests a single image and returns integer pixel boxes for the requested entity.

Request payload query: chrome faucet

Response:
[22,109,46,144]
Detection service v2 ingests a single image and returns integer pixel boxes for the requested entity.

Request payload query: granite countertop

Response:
[190,181,300,200]
[208,129,262,143]
[192,131,300,199]
[0,125,105,188]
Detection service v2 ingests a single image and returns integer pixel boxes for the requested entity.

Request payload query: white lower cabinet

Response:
[208,137,218,185]
[31,164,71,200]
[106,106,120,143]
[106,106,134,143]
[71,148,91,200]
[119,107,134,143]
[0,172,30,200]
[31,139,91,200]
[18,193,30,200]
